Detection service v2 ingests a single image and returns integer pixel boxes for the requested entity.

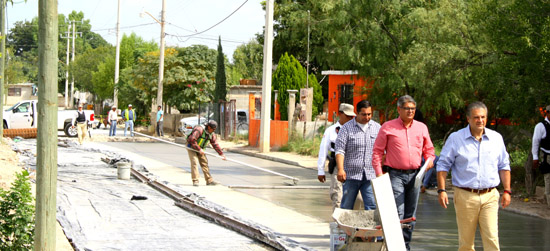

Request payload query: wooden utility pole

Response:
[0,0,5,141]
[35,0,58,249]
[259,0,274,153]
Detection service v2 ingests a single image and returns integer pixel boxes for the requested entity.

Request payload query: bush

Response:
[280,133,322,157]
[0,171,35,250]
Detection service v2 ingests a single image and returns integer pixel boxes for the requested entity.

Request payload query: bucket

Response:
[117,162,131,180]
[329,222,346,251]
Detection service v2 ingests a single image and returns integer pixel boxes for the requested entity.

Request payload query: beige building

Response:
[4,83,37,106]
[227,84,262,111]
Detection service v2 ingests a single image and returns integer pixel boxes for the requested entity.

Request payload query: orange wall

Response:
[327,74,373,122]
[248,119,288,148]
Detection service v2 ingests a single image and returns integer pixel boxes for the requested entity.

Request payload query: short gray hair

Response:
[466,101,488,117]
[397,95,416,108]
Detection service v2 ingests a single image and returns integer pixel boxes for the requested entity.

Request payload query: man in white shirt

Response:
[108,106,118,136]
[317,103,358,209]
[532,104,550,208]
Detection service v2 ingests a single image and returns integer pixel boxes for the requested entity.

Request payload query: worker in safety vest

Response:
[122,104,136,137]
[187,120,226,186]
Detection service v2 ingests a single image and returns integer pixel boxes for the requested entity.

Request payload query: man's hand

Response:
[426,159,435,170]
[438,191,449,209]
[337,169,346,183]
[533,160,539,170]
[199,149,205,155]
[318,175,326,183]
[501,193,511,208]
[221,154,227,161]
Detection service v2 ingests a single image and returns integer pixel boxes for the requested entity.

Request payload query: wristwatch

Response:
[437,189,446,194]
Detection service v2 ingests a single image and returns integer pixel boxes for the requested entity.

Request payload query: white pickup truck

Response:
[2,100,97,137]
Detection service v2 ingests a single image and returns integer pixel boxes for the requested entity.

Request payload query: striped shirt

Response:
[335,118,381,180]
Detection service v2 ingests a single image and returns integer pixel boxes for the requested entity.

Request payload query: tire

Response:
[64,123,78,137]
[237,123,248,134]
[3,120,6,129]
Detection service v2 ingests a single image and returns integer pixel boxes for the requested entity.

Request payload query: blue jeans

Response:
[389,169,420,251]
[422,155,439,188]
[340,175,376,210]
[124,120,134,136]
[109,120,117,136]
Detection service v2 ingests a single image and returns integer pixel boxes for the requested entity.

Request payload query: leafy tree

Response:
[70,46,114,94]
[232,39,263,82]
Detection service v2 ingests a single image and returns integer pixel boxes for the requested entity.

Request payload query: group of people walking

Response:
[318,95,518,251]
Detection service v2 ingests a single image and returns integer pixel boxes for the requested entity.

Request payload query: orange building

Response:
[322,71,374,122]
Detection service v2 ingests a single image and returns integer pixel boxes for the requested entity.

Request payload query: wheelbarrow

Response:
[332,208,385,251]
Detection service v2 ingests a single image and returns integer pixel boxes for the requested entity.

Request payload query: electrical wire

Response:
[175,0,248,38]
[91,22,157,32]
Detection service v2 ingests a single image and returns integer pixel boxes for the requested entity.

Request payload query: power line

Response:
[91,22,157,32]
[176,0,248,38]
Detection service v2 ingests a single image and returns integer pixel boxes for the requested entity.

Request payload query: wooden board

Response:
[372,173,406,251]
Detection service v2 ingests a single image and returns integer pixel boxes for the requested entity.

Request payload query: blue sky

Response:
[6,0,266,59]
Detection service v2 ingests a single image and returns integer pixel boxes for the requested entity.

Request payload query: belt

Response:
[387,166,418,174]
[456,186,496,194]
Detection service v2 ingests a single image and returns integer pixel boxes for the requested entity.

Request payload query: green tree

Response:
[214,37,227,102]
[272,53,306,120]
[232,39,263,82]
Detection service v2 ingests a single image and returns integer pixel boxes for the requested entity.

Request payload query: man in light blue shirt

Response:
[156,105,164,137]
[437,101,511,251]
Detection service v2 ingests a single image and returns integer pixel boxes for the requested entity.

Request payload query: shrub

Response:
[0,171,35,250]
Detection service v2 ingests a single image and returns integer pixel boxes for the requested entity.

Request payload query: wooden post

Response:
[259,0,274,153]
[35,0,58,249]
[0,0,5,141]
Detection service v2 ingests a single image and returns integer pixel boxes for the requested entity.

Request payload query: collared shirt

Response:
[317,121,341,175]
[335,119,381,180]
[108,110,118,121]
[437,125,510,189]
[532,117,550,160]
[157,110,164,122]
[372,118,435,175]
[187,125,223,155]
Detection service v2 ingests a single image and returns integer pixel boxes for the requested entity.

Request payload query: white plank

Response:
[372,173,406,251]
[414,157,432,189]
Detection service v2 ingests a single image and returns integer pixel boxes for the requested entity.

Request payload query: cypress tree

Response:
[215,36,227,102]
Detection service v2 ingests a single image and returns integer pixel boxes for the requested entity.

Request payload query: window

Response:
[8,88,21,96]
[15,102,30,113]
[338,83,354,106]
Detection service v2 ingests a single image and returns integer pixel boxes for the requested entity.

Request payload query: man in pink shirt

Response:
[372,95,435,250]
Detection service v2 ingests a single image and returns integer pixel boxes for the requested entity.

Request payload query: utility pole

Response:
[70,21,75,107]
[35,0,58,249]
[306,10,310,88]
[0,0,5,141]
[157,0,166,108]
[69,21,82,108]
[113,0,121,107]
[63,21,70,108]
[259,0,274,153]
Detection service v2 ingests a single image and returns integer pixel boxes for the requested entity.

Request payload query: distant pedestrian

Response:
[71,104,89,145]
[531,104,550,208]
[317,103,356,209]
[108,106,118,136]
[156,105,164,137]
[187,120,226,186]
[335,100,380,210]
[437,101,511,251]
[122,104,136,137]
[372,95,435,251]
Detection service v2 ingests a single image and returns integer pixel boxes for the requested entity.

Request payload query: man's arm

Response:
[336,153,346,182]
[317,128,331,182]
[437,171,449,208]
[372,128,388,177]
[209,133,226,160]
[422,126,436,170]
[532,123,543,168]
[499,170,511,208]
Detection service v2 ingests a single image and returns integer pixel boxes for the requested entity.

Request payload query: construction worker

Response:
[122,104,136,137]
[187,120,226,186]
